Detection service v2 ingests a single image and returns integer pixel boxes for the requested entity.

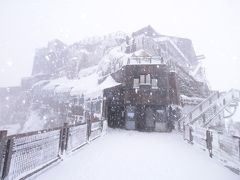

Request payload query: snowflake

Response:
[7,61,13,67]
[45,55,50,61]
[135,88,138,93]
[5,96,9,101]
[64,33,69,38]
[81,13,87,20]
[232,56,238,61]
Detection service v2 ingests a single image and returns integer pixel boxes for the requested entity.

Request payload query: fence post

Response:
[239,138,240,162]
[65,123,69,152]
[0,130,7,179]
[101,120,104,133]
[183,124,186,140]
[59,127,64,156]
[2,138,14,179]
[206,130,213,158]
[87,119,91,141]
[189,126,193,143]
[60,123,69,155]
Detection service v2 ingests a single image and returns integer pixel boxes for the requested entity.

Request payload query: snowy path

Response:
[35,129,239,180]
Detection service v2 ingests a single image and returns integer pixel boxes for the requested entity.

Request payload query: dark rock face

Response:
[32,39,67,77]
[31,35,126,79]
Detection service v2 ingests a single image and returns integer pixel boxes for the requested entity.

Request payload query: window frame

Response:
[140,75,145,85]
[133,78,140,88]
[152,78,158,89]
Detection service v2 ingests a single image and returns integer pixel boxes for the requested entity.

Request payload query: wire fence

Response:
[184,125,240,174]
[0,120,107,180]
[89,121,103,141]
[66,124,88,153]
[7,129,61,180]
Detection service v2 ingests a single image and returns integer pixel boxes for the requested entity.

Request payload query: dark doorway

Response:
[145,107,155,131]
[107,104,124,128]
[136,106,145,131]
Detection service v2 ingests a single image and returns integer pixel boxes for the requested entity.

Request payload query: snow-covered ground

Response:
[35,129,239,180]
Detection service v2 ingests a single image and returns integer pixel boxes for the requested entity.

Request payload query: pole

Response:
[0,130,7,179]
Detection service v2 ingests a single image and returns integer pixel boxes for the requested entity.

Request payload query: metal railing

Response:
[89,121,103,141]
[127,56,167,65]
[66,123,88,153]
[0,120,107,180]
[183,125,240,174]
[178,89,240,130]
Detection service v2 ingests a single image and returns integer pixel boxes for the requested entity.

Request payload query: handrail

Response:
[203,99,238,127]
[178,91,219,123]
[179,89,240,127]
[190,91,218,112]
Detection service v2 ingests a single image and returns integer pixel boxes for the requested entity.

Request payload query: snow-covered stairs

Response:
[178,89,240,129]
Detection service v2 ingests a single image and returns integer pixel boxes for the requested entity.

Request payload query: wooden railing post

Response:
[0,130,7,179]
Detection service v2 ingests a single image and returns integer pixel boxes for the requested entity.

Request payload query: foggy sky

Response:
[0,0,240,91]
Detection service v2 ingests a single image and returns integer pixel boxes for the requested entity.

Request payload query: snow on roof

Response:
[42,77,68,91]
[99,76,121,90]
[87,75,121,95]
[132,49,151,57]
[54,80,77,94]
[71,74,121,98]
[78,65,98,78]
[70,73,99,96]
[32,80,49,90]
[41,65,120,97]
[39,71,121,98]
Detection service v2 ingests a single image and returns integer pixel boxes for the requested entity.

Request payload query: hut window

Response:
[152,79,158,89]
[146,74,151,84]
[140,75,145,84]
[133,79,139,88]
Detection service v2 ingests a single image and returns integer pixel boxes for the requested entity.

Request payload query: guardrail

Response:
[89,121,102,141]
[184,125,240,174]
[0,120,108,180]
[178,91,219,127]
[178,89,240,131]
